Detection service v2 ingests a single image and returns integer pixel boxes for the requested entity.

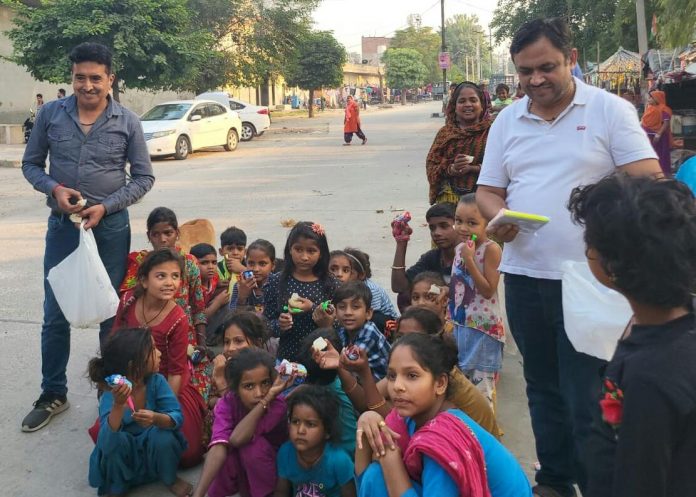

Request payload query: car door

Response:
[187,103,209,149]
[205,103,229,145]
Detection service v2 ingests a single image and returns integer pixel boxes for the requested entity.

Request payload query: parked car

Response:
[140,100,241,160]
[196,92,271,141]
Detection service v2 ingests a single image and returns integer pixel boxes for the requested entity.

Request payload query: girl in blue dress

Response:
[88,328,191,496]
[355,333,531,497]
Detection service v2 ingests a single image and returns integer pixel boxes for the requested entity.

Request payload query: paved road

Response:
[0,101,534,496]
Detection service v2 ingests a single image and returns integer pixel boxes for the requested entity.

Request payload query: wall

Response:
[361,36,391,65]
[343,63,382,87]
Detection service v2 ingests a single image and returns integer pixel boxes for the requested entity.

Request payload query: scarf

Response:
[641,90,672,133]
[426,94,491,203]
[386,409,491,497]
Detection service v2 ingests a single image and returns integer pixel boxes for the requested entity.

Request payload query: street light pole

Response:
[635,0,649,55]
[441,0,447,97]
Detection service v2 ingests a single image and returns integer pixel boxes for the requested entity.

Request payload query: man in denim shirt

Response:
[21,42,154,432]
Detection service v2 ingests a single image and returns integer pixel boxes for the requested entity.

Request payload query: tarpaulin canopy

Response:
[586,47,641,91]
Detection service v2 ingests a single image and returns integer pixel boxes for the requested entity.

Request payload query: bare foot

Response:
[168,477,193,497]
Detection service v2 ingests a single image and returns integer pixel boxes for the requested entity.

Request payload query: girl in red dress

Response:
[114,248,206,468]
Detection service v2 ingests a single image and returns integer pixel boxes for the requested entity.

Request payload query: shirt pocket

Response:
[47,127,78,163]
[98,132,128,162]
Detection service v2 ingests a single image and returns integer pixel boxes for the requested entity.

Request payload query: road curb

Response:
[0,159,21,169]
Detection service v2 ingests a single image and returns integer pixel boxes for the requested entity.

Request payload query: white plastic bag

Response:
[47,223,120,328]
[561,260,632,361]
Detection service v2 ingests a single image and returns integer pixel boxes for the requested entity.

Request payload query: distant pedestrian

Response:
[57,88,66,99]
[343,95,366,145]
[35,93,44,114]
[21,41,154,433]
[641,89,673,176]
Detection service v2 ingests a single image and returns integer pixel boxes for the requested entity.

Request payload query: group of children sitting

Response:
[87,194,524,497]
[87,173,696,497]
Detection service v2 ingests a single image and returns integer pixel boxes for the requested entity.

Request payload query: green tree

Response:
[382,48,428,105]
[391,26,441,83]
[5,0,212,100]
[187,0,318,93]
[284,31,346,117]
[443,14,492,80]
[655,0,696,46]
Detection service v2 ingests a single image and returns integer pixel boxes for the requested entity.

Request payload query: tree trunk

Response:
[401,88,407,105]
[112,77,120,102]
[308,89,315,118]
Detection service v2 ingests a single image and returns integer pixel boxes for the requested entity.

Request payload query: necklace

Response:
[140,298,168,326]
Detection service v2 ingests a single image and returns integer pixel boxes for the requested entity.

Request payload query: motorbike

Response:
[23,109,35,143]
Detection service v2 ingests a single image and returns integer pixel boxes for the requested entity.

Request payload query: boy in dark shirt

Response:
[390,203,459,311]
[568,174,696,497]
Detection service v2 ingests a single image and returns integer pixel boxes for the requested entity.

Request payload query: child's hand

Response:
[213,353,227,373]
[279,312,293,331]
[312,305,334,328]
[132,409,157,428]
[237,275,257,301]
[268,373,296,399]
[312,341,340,370]
[294,296,314,313]
[460,239,476,261]
[225,257,246,274]
[110,382,132,406]
[356,411,400,456]
[391,220,412,243]
[340,346,370,374]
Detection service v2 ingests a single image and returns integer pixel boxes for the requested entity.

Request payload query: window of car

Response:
[189,104,208,120]
[229,100,246,110]
[141,103,192,121]
[206,103,227,116]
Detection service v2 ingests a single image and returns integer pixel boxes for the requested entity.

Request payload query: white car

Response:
[196,92,271,141]
[140,100,241,160]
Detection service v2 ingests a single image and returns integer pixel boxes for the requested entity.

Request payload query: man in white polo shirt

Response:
[477,18,661,497]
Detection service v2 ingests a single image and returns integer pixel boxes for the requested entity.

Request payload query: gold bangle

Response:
[391,266,406,270]
[345,380,359,394]
[368,398,386,410]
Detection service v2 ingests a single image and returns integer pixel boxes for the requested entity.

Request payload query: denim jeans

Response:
[504,273,605,496]
[41,210,130,396]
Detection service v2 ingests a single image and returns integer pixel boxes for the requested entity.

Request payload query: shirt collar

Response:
[621,313,695,347]
[62,94,122,117]
[514,76,588,120]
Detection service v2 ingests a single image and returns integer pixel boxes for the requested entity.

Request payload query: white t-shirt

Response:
[478,78,657,279]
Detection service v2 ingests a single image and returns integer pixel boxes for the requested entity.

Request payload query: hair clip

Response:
[311,223,325,236]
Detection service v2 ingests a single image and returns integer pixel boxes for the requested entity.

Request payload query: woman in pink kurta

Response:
[343,95,366,145]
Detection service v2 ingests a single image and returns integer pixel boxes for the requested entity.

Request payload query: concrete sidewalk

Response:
[0,144,24,168]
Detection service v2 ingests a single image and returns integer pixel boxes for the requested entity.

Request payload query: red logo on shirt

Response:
[577,125,586,131]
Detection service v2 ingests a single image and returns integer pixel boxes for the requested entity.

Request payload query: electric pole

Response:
[635,0,649,55]
[441,0,447,96]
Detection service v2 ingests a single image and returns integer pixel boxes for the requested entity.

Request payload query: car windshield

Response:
[141,103,191,121]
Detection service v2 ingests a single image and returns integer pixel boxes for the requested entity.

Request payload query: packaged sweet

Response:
[320,300,335,313]
[345,344,361,361]
[105,374,132,389]
[312,337,328,352]
[275,359,308,384]
[391,211,412,242]
[288,292,303,308]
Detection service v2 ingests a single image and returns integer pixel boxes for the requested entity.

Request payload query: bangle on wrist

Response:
[345,380,359,394]
[368,398,386,410]
[391,266,406,270]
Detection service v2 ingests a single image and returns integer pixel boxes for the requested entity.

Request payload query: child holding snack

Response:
[112,248,206,467]
[335,281,391,380]
[229,239,277,314]
[88,328,192,496]
[192,348,293,497]
[264,222,339,361]
[409,271,451,333]
[568,175,696,497]
[274,385,356,497]
[217,226,247,287]
[391,203,459,311]
[450,193,504,409]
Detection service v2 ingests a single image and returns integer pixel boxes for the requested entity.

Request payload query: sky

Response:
[313,0,501,55]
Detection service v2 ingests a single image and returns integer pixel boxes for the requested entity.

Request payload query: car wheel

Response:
[224,128,239,151]
[174,135,190,160]
[241,122,256,141]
